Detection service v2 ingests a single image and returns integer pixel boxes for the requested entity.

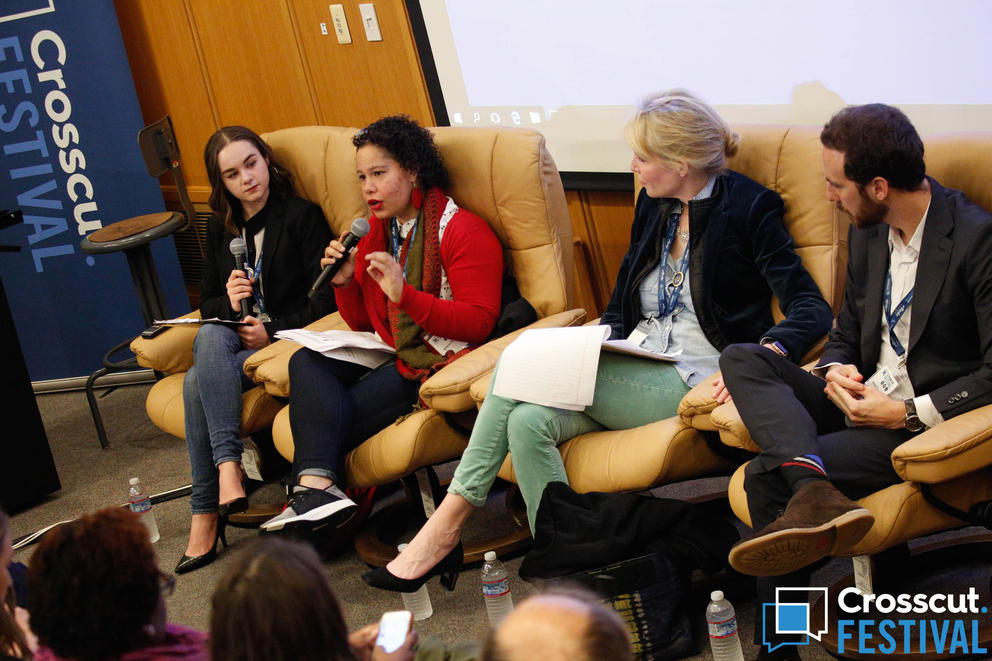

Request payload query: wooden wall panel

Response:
[188,1,319,131]
[566,190,635,316]
[288,1,434,127]
[114,0,216,198]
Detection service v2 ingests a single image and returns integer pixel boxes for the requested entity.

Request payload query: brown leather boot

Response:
[728,480,874,576]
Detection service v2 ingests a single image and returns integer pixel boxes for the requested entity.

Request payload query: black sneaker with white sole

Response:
[260,484,358,534]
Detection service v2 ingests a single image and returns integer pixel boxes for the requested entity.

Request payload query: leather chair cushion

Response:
[145,373,284,440]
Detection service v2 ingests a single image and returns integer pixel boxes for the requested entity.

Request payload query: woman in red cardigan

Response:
[261,115,504,534]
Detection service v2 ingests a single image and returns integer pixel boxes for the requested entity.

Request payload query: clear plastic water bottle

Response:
[481,550,514,626]
[397,543,433,621]
[127,477,160,543]
[706,590,744,661]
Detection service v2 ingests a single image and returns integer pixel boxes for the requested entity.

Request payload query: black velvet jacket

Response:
[600,170,832,362]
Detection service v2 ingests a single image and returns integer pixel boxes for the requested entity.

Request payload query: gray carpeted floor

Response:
[11,383,992,660]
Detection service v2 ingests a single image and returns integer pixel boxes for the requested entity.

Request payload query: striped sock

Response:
[779,454,827,491]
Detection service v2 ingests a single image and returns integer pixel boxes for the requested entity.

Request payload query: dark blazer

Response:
[600,170,833,361]
[199,194,336,337]
[818,178,992,419]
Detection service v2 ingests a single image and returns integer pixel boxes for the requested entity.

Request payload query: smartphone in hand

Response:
[375,610,412,653]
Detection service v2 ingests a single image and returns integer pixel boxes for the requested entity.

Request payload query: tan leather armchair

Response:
[681,131,992,598]
[231,126,583,562]
[484,125,849,497]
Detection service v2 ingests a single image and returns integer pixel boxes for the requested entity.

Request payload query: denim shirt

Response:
[630,178,719,386]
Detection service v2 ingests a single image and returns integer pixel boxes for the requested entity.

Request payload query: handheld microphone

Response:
[308,218,371,300]
[229,237,250,319]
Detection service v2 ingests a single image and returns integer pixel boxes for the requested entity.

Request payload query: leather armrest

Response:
[244,312,351,397]
[128,311,201,373]
[421,308,588,412]
[891,403,992,483]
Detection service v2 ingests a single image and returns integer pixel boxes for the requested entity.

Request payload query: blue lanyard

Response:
[243,232,267,315]
[656,209,690,317]
[883,270,913,358]
[390,217,418,280]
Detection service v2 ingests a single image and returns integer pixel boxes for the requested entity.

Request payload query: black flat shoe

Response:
[175,513,229,575]
[362,542,463,593]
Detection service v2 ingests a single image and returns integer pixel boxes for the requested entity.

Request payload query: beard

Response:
[847,187,888,228]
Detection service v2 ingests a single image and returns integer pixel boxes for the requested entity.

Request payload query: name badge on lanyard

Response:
[867,271,913,394]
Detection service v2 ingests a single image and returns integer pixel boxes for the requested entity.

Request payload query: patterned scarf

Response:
[387,186,475,382]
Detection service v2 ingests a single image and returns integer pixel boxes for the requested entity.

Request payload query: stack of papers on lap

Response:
[492,325,610,410]
[491,325,680,410]
[274,329,395,369]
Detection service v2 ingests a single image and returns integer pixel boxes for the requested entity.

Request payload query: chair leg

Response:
[85,367,111,449]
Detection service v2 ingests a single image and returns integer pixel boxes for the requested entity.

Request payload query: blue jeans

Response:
[449,351,691,533]
[288,349,421,484]
[184,324,257,514]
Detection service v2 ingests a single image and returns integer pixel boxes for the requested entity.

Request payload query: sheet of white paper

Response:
[274,329,395,369]
[601,338,680,362]
[491,325,610,410]
[154,316,248,327]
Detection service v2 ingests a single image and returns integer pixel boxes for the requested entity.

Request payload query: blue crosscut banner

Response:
[0,0,188,381]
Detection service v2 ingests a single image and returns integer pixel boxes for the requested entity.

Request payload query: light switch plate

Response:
[358,3,382,42]
[329,4,351,44]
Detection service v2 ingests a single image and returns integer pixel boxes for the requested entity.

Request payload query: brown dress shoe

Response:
[728,480,874,576]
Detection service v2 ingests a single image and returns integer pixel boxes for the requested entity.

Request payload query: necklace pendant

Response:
[676,229,690,242]
[670,271,685,288]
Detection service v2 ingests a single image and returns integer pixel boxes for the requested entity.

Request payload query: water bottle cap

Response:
[711,590,724,601]
[484,551,497,561]
[129,477,139,486]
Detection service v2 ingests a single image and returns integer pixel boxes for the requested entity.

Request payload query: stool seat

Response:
[81,212,185,254]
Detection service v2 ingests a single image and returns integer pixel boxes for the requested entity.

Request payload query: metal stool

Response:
[79,116,196,448]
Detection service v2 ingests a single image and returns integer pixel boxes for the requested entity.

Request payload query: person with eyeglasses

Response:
[24,508,207,661]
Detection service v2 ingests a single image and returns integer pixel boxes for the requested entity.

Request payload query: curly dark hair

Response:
[26,508,161,661]
[352,115,451,191]
[820,104,925,192]
[204,125,295,235]
[210,537,357,661]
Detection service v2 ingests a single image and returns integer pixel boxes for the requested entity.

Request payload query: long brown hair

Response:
[203,125,295,235]
[1,510,32,660]
[210,537,357,661]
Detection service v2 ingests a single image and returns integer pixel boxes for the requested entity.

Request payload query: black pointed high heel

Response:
[175,513,230,574]
[362,541,463,593]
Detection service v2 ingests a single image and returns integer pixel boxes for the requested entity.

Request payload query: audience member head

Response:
[820,103,926,192]
[481,585,633,661]
[210,537,356,661]
[1,510,31,660]
[624,88,740,177]
[204,125,294,231]
[353,115,451,194]
[26,508,169,661]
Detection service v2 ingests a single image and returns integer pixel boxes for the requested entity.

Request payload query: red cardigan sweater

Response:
[333,201,503,377]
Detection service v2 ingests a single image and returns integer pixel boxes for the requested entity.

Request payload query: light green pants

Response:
[448,351,691,533]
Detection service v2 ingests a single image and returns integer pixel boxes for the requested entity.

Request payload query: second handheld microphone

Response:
[308,217,371,300]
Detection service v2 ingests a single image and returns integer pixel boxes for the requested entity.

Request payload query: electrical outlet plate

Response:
[358,3,382,41]
[329,4,351,44]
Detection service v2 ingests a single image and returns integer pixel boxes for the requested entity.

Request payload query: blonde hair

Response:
[624,88,739,175]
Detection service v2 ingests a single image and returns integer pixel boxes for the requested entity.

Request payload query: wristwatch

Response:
[904,398,925,432]
[760,338,788,358]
